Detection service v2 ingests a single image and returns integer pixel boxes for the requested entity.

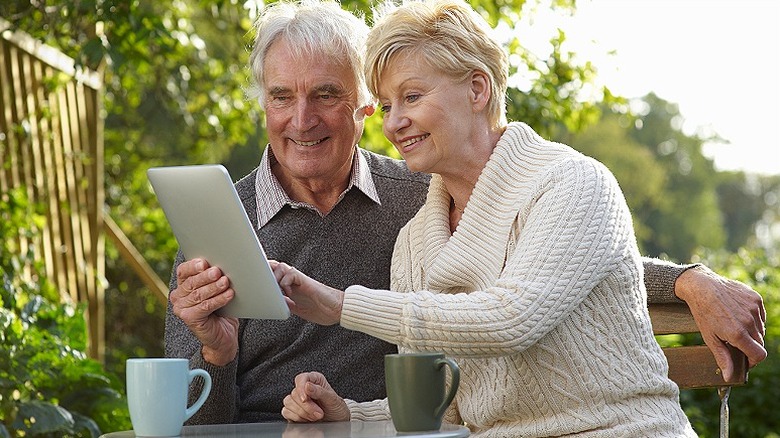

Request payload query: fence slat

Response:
[1,21,107,361]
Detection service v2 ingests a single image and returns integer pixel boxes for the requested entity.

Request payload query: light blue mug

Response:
[126,358,212,437]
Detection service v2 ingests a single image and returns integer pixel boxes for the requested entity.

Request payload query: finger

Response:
[294,372,320,397]
[274,267,291,285]
[194,287,235,314]
[727,324,768,368]
[176,258,208,284]
[279,268,300,290]
[757,305,767,338]
[282,395,309,422]
[283,393,324,422]
[751,320,765,345]
[739,337,768,368]
[282,405,323,423]
[174,274,234,318]
[176,265,223,299]
[186,269,230,302]
[707,341,735,383]
[272,262,295,284]
[759,303,767,326]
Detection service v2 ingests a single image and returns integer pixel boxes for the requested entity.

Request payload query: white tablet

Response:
[147,164,290,320]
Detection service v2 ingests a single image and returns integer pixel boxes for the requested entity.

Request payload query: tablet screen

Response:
[148,164,290,320]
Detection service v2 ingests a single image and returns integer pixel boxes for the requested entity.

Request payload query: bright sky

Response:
[513,0,780,176]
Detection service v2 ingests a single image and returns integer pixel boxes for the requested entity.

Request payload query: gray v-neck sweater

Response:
[164,149,429,423]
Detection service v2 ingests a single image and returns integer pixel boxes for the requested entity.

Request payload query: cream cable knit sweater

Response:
[341,123,696,437]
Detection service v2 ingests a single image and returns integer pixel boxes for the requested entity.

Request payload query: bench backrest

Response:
[648,301,749,438]
[648,302,749,388]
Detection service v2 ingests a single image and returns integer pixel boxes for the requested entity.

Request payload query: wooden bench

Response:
[649,302,749,438]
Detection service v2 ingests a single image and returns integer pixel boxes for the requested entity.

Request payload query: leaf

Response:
[11,401,75,435]
[71,411,104,438]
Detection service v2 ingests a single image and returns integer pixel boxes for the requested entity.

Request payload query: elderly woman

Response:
[272,0,696,436]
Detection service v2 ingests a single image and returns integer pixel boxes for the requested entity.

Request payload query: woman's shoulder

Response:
[499,122,613,184]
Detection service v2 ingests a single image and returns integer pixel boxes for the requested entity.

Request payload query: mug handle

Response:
[184,368,212,422]
[434,358,460,420]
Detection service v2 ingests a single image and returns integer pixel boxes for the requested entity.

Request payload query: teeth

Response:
[294,139,323,146]
[400,134,429,148]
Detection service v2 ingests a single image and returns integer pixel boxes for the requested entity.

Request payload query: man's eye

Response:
[318,93,341,106]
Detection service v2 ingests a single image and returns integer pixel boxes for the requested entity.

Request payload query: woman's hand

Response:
[270,260,345,325]
[675,265,767,381]
[282,372,351,423]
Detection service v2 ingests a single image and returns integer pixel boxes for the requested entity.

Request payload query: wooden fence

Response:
[1,19,169,362]
[0,19,106,360]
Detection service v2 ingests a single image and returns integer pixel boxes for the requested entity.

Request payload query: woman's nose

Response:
[382,107,410,134]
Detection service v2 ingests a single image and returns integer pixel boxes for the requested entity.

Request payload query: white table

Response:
[99,420,470,437]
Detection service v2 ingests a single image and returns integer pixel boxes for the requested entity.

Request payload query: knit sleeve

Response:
[342,158,635,357]
[642,257,699,303]
[344,398,391,421]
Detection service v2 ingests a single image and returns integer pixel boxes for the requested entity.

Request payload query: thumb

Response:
[303,376,350,422]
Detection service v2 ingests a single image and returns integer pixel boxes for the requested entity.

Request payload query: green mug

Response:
[385,353,460,432]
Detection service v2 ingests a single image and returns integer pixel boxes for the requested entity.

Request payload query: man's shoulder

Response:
[359,148,430,185]
[234,167,259,207]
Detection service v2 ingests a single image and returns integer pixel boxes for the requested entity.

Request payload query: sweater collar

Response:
[254,146,380,228]
[423,122,546,292]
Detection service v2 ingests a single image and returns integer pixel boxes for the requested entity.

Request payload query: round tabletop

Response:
[100,420,470,437]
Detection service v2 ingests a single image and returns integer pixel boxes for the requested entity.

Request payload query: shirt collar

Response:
[254,146,381,229]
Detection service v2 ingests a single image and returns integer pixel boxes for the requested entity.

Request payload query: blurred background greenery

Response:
[1,0,777,436]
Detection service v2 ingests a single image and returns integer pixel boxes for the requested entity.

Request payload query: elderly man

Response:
[163,0,766,424]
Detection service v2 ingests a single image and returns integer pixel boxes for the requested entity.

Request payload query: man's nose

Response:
[292,99,318,131]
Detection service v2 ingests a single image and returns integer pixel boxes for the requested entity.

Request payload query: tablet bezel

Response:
[147,164,290,320]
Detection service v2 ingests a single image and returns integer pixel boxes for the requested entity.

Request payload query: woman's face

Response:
[377,53,478,175]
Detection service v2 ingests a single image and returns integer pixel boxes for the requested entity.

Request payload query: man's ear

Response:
[469,70,491,113]
[355,104,376,120]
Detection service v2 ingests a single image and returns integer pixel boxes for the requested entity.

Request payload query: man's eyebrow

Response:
[267,86,290,96]
[314,84,344,95]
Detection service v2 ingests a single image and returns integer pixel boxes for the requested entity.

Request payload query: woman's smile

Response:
[398,134,430,154]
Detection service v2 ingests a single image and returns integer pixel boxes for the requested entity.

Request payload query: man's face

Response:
[263,38,364,186]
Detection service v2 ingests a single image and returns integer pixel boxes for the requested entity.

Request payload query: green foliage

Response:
[506,28,611,139]
[4,1,777,435]
[716,172,766,251]
[4,0,600,377]
[716,172,780,252]
[561,110,666,246]
[681,247,780,437]
[565,94,742,261]
[0,188,131,437]
[631,94,727,259]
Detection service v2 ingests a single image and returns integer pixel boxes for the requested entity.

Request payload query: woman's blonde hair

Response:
[365,0,508,129]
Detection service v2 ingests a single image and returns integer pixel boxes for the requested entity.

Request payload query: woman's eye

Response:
[380,105,391,114]
[406,94,420,103]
